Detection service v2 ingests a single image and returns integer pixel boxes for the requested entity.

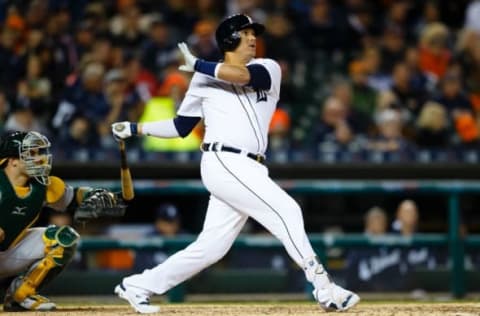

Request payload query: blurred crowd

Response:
[0,0,479,163]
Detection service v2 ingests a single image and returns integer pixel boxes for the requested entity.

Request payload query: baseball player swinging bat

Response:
[118,138,134,201]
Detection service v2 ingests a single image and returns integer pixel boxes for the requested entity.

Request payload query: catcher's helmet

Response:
[0,131,52,185]
[215,14,265,52]
[0,131,28,158]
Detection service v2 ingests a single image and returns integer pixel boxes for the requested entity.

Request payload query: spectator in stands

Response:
[418,22,451,81]
[381,0,412,41]
[314,96,350,144]
[332,79,372,133]
[434,73,473,114]
[388,61,428,134]
[123,53,158,104]
[98,68,144,148]
[4,104,49,137]
[140,18,178,82]
[156,60,189,107]
[0,90,11,131]
[404,46,431,94]
[52,61,108,132]
[464,0,480,33]
[452,109,480,148]
[267,107,291,162]
[414,0,441,39]
[90,36,114,69]
[392,199,438,276]
[314,96,366,162]
[55,113,99,161]
[346,206,407,291]
[392,199,418,235]
[349,60,377,119]
[379,26,406,74]
[0,27,23,93]
[298,0,342,55]
[16,54,52,125]
[455,29,480,94]
[74,21,96,63]
[111,5,146,54]
[414,101,450,150]
[133,203,189,272]
[193,0,225,20]
[263,12,302,77]
[363,46,392,92]
[187,18,221,62]
[367,108,414,162]
[364,206,388,236]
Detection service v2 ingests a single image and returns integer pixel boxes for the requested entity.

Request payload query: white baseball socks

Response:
[303,256,360,311]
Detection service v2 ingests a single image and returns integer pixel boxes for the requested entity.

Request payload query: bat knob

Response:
[114,124,126,132]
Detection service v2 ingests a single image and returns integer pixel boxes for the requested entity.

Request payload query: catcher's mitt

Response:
[74,189,127,222]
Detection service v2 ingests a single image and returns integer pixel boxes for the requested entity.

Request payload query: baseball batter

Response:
[0,131,124,311]
[112,14,359,314]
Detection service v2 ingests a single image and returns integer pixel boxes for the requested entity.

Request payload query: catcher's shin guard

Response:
[4,225,79,309]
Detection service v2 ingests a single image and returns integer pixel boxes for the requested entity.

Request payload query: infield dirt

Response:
[1,302,479,316]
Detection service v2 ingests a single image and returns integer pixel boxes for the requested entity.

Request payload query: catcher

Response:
[0,130,126,311]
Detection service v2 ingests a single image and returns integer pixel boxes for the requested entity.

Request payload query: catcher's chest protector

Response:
[0,171,46,251]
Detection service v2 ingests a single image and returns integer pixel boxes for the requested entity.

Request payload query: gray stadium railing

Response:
[74,179,480,301]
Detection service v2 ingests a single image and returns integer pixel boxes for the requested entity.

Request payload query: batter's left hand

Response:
[178,42,197,72]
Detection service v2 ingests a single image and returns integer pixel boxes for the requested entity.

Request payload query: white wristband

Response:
[214,63,223,78]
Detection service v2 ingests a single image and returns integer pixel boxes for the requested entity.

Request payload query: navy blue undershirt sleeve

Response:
[246,64,271,90]
[194,60,217,77]
[173,115,201,138]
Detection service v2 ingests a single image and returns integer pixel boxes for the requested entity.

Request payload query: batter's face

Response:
[235,28,257,60]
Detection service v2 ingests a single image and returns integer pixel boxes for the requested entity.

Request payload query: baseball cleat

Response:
[114,282,160,314]
[3,293,56,311]
[313,282,360,312]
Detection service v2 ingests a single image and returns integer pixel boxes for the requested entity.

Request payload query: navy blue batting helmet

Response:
[215,14,265,52]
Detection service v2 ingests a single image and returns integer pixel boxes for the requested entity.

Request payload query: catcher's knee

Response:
[42,225,80,264]
[7,225,80,303]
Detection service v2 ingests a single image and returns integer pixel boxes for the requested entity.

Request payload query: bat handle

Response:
[119,140,128,169]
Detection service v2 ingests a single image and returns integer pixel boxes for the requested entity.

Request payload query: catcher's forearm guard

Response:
[73,189,126,222]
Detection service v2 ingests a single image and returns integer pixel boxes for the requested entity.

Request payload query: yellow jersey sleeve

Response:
[46,176,66,204]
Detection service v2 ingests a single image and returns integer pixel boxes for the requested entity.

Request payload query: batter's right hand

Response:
[112,121,136,140]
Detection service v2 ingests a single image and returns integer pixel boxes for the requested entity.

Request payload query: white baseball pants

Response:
[124,151,317,294]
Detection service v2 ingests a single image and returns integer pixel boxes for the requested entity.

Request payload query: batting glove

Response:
[112,121,137,140]
[178,42,198,72]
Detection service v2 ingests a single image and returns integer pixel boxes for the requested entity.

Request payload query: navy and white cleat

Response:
[313,282,360,312]
[114,282,160,314]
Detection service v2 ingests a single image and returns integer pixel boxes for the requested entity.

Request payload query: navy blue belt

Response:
[201,142,265,164]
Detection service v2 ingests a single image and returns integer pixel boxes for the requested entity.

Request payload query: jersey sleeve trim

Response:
[246,64,271,90]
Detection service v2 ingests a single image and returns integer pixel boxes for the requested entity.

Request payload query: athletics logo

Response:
[256,89,267,102]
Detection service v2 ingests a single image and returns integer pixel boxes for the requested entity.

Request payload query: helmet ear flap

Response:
[223,31,241,52]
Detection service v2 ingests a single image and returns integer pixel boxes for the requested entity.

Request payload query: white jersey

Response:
[177,58,281,155]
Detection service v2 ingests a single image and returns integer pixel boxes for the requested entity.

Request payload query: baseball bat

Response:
[119,140,135,201]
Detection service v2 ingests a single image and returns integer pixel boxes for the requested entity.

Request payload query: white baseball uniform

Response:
[123,58,318,294]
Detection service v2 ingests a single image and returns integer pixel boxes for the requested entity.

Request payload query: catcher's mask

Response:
[0,131,52,185]
[215,14,265,53]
